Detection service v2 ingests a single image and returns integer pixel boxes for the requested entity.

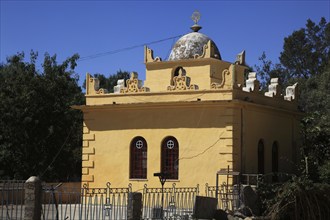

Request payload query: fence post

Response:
[24,176,42,220]
[127,192,142,220]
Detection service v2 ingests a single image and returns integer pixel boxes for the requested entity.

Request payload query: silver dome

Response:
[168,32,221,61]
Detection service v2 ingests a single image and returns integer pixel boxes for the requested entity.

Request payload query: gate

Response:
[142,183,199,219]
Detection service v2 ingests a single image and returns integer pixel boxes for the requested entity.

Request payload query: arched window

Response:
[272,141,279,182]
[171,67,186,85]
[258,139,265,175]
[161,136,179,180]
[130,137,147,179]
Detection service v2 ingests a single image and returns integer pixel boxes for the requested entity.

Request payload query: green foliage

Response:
[255,52,288,90]
[0,51,84,181]
[319,161,330,183]
[280,17,330,79]
[299,64,330,182]
[259,177,330,220]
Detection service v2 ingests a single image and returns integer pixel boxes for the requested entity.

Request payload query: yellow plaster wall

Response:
[144,64,212,91]
[82,104,235,190]
[144,59,236,92]
[242,106,299,175]
[85,91,234,106]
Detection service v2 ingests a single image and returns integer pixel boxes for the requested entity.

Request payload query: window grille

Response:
[130,137,147,179]
[161,136,179,179]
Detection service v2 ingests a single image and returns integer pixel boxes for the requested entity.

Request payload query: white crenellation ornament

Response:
[113,79,125,94]
[284,83,298,101]
[265,78,281,97]
[242,72,260,93]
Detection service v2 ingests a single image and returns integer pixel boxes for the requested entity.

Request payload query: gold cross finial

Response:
[191,10,201,24]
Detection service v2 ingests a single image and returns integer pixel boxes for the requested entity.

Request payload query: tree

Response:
[300,64,330,181]
[0,51,84,181]
[255,52,288,90]
[280,17,330,79]
[280,19,330,180]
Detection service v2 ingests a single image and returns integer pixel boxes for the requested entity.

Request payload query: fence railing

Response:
[42,183,82,220]
[42,182,132,220]
[0,180,25,220]
[2,173,295,220]
[142,183,199,219]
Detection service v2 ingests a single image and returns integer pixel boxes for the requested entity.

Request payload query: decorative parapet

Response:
[120,72,150,93]
[284,83,298,101]
[265,78,281,97]
[86,73,108,95]
[144,46,162,63]
[167,67,199,91]
[236,71,299,105]
[242,72,260,92]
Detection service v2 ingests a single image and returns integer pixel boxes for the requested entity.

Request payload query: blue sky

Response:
[1,1,329,86]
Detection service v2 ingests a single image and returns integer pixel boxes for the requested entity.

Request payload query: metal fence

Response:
[42,183,82,220]
[42,182,132,220]
[0,180,25,220]
[142,183,199,220]
[3,175,291,220]
[205,183,241,211]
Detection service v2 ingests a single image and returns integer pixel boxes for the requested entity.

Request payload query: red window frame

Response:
[130,137,147,179]
[161,136,179,180]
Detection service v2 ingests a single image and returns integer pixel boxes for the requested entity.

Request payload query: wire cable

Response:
[78,34,183,61]
[40,121,77,178]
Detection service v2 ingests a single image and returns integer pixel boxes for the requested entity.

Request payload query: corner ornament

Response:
[167,67,199,91]
[211,68,231,89]
[194,40,219,59]
[86,73,108,95]
[120,72,150,93]
[144,46,162,63]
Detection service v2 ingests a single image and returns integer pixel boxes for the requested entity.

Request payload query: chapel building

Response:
[74,16,301,190]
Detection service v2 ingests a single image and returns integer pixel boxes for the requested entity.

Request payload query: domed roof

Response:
[168,32,221,61]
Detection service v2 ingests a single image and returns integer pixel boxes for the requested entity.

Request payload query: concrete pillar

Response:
[127,192,142,220]
[24,176,42,220]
